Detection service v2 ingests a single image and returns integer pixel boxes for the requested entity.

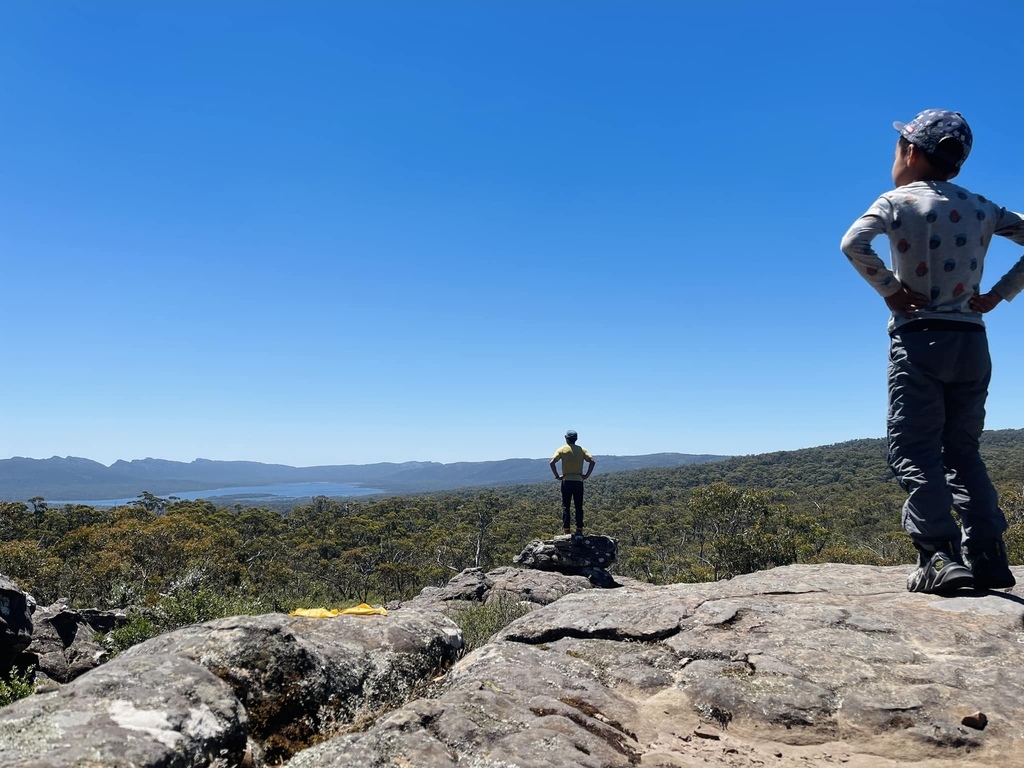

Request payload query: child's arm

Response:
[989,252,1024,305]
[993,209,1024,246]
[840,196,902,298]
[967,207,1024,312]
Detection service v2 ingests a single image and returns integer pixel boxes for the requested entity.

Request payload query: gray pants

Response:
[887,327,1006,552]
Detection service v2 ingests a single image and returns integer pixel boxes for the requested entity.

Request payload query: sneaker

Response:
[573,528,584,544]
[562,527,571,536]
[965,540,1016,590]
[907,550,974,594]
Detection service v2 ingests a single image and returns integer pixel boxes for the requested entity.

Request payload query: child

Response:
[841,109,1024,594]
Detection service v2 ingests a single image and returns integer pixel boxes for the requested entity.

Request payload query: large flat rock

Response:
[0,653,247,767]
[0,609,463,766]
[120,611,462,763]
[289,563,1024,768]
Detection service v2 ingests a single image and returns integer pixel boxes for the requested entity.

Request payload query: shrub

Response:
[152,588,270,633]
[448,594,533,654]
[1004,522,1024,565]
[0,667,36,706]
[101,614,158,656]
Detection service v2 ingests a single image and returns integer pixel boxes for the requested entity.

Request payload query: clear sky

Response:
[3,2,1023,467]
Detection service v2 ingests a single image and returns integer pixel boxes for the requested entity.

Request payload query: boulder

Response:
[486,565,603,604]
[405,565,602,616]
[22,604,128,683]
[0,575,33,674]
[120,609,463,763]
[0,606,463,766]
[513,534,621,588]
[419,566,495,602]
[288,563,1024,768]
[0,652,248,767]
[514,534,618,572]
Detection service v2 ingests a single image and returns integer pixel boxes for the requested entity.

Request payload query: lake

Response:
[51,482,384,507]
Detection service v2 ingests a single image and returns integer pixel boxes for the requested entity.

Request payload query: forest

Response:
[1,430,1022,648]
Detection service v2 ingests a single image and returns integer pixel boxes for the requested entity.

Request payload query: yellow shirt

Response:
[552,444,592,481]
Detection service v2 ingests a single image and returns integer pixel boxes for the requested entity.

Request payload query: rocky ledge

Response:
[1,562,1022,767]
[294,563,1024,768]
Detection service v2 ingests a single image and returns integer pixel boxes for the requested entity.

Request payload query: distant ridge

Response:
[0,452,728,502]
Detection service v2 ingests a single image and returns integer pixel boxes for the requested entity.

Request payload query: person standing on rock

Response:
[550,429,595,539]
[841,109,1024,594]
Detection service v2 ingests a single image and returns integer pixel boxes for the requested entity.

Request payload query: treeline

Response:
[1,432,1022,618]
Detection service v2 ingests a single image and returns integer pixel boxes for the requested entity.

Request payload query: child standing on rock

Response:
[841,109,1024,594]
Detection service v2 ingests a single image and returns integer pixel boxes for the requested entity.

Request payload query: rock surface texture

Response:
[0,575,33,673]
[514,534,620,587]
[407,564,613,612]
[290,564,1024,768]
[0,609,463,766]
[23,604,128,684]
[1,563,1024,767]
[0,653,248,767]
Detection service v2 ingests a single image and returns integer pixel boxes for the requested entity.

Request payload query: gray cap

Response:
[893,109,972,170]
[565,429,578,440]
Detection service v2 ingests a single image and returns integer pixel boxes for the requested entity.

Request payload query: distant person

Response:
[841,109,1024,594]
[550,430,595,539]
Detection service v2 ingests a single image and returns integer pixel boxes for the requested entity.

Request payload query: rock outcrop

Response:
[23,603,128,684]
[0,652,248,767]
[0,575,33,675]
[514,533,620,587]
[0,608,463,766]
[290,564,1024,768]
[2,563,1024,767]
[406,564,618,613]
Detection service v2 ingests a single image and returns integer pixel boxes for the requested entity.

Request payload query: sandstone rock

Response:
[6,562,1024,767]
[0,652,247,767]
[402,566,605,621]
[0,575,33,673]
[0,599,463,767]
[514,534,618,573]
[79,607,128,634]
[486,565,601,604]
[120,609,463,763]
[431,567,494,601]
[289,563,1024,768]
[22,604,128,683]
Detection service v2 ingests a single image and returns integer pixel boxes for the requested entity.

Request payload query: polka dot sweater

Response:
[841,180,1024,331]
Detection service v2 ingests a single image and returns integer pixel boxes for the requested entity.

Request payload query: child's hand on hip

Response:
[884,285,930,318]
[969,290,1003,314]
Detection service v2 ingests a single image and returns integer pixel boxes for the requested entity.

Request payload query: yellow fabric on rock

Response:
[289,608,339,618]
[340,603,388,616]
[289,604,387,618]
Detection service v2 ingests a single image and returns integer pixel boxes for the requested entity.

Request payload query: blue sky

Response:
[3,2,1024,467]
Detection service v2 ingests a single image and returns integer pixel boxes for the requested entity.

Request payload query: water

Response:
[50,482,384,507]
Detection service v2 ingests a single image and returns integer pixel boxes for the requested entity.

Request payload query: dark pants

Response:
[887,326,1006,554]
[561,480,584,530]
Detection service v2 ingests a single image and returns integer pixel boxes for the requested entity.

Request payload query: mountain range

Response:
[0,452,729,502]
